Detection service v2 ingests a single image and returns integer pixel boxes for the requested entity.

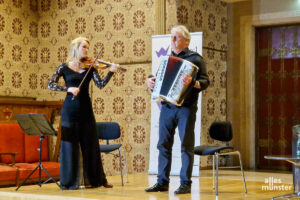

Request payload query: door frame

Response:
[238,13,300,169]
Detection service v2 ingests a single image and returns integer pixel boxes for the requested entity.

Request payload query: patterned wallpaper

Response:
[0,0,227,175]
[38,0,154,176]
[166,0,228,168]
[0,0,39,97]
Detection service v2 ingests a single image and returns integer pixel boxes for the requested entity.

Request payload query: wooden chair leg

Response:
[15,167,20,186]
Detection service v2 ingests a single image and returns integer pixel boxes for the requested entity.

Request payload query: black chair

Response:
[96,122,128,186]
[194,121,247,196]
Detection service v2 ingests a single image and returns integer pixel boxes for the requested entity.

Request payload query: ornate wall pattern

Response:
[166,0,228,168]
[0,0,227,174]
[94,63,151,175]
[0,0,39,97]
[36,0,155,175]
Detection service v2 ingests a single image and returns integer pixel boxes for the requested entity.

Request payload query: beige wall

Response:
[165,0,228,168]
[253,0,300,14]
[0,0,228,174]
[0,1,39,97]
[37,0,155,176]
[227,0,300,169]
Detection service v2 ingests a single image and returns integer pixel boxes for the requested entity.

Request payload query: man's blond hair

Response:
[171,25,191,42]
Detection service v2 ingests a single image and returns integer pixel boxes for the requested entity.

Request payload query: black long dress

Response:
[48,63,114,189]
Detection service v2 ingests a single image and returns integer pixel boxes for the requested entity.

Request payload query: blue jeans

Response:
[157,103,197,186]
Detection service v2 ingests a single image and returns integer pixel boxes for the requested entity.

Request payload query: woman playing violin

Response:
[48,36,118,190]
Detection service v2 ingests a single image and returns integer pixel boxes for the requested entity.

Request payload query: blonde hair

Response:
[171,25,191,42]
[66,36,89,63]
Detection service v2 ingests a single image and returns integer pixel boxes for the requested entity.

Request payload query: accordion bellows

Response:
[152,56,198,106]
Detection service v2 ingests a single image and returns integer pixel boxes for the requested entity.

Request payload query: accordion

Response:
[152,56,198,106]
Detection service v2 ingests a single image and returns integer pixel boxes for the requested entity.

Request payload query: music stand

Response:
[14,113,60,191]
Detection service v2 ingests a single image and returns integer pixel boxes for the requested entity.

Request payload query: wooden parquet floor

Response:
[0,170,295,200]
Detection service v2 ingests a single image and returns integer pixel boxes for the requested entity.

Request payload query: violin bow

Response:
[71,50,102,100]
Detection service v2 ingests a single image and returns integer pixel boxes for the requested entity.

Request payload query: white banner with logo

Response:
[148,32,203,176]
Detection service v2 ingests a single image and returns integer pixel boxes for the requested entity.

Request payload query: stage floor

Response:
[0,170,293,200]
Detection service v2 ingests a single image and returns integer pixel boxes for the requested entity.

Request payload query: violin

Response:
[80,57,127,72]
[72,52,126,100]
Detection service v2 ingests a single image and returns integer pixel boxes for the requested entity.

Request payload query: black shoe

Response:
[60,185,79,190]
[174,184,191,194]
[145,183,168,192]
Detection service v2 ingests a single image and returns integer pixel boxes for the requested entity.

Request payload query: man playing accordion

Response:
[145,25,210,194]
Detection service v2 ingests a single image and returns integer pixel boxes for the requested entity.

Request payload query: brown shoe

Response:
[103,183,113,188]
